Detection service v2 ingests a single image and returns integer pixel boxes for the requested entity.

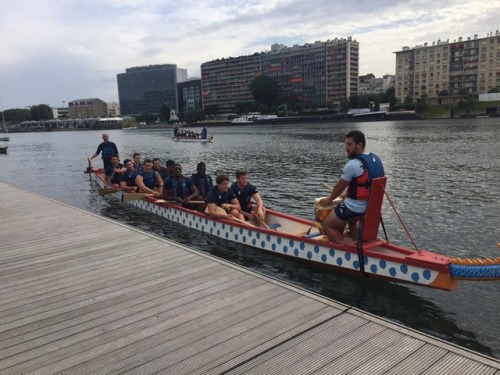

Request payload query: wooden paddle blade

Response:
[99,188,120,196]
[321,182,333,191]
[252,213,271,229]
[122,193,154,202]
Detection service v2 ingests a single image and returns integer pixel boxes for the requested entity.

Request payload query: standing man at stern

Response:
[89,133,119,171]
[319,130,384,244]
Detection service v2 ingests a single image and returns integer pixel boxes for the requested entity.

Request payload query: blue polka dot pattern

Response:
[122,197,441,287]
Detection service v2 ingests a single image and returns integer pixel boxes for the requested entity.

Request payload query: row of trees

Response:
[3,104,54,123]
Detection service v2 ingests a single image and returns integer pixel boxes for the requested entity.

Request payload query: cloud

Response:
[1,0,499,109]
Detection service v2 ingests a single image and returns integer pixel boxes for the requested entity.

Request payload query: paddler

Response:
[206,174,244,221]
[319,130,384,243]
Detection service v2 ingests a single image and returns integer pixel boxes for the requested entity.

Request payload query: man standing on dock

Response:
[89,133,119,171]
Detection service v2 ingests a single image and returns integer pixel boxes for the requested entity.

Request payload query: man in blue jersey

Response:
[135,159,163,198]
[319,130,384,244]
[89,133,119,170]
[231,169,266,221]
[163,164,203,210]
[119,159,138,192]
[190,162,214,199]
[104,154,126,187]
[206,174,243,220]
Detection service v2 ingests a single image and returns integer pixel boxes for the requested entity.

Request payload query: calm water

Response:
[1,118,499,359]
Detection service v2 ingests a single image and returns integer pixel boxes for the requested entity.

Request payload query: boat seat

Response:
[267,223,281,229]
[361,177,387,242]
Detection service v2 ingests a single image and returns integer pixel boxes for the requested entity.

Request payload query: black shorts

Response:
[334,203,363,221]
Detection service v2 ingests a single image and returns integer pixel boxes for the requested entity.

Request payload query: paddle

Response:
[321,182,333,191]
[206,205,256,226]
[99,187,120,196]
[122,192,154,202]
[240,210,270,229]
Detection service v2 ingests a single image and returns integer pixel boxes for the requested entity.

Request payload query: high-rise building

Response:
[395,31,500,103]
[201,55,261,114]
[200,37,359,114]
[117,64,186,116]
[358,73,395,95]
[177,79,202,114]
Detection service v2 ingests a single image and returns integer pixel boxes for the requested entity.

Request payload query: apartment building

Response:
[201,55,261,114]
[395,31,500,103]
[117,64,186,116]
[359,74,395,95]
[201,37,359,114]
[68,98,107,119]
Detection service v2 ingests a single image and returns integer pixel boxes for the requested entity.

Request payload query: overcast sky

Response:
[1,0,499,109]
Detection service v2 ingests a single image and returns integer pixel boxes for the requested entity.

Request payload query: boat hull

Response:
[91,169,461,290]
[172,135,213,143]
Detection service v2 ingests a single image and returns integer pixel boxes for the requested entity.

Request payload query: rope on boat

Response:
[450,257,500,280]
[381,186,422,255]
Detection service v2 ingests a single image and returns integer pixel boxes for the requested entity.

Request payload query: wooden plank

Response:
[0,182,499,375]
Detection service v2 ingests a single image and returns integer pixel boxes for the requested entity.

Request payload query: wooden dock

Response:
[1,181,499,374]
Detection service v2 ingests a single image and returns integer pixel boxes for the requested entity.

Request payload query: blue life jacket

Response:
[171,177,188,198]
[347,153,385,200]
[141,170,156,189]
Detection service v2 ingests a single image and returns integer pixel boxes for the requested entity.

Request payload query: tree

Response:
[488,87,499,93]
[3,108,31,123]
[438,90,449,97]
[250,75,278,108]
[404,95,413,104]
[30,104,53,121]
[185,109,205,123]
[159,104,171,121]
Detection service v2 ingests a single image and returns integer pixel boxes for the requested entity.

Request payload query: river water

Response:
[1,118,499,359]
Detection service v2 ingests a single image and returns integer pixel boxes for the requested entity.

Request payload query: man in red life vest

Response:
[320,130,384,243]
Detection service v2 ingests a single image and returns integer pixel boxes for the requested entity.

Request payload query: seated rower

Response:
[105,154,126,188]
[163,164,204,211]
[190,162,214,199]
[231,169,266,221]
[135,159,163,198]
[153,158,168,181]
[119,159,138,192]
[206,174,244,221]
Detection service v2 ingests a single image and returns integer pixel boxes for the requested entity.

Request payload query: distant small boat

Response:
[231,116,254,124]
[1,108,9,142]
[172,135,213,143]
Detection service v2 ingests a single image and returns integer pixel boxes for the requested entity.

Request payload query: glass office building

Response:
[117,64,180,116]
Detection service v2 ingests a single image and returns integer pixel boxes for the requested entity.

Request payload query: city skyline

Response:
[1,0,498,109]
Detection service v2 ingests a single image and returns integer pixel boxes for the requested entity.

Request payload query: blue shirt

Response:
[231,182,258,213]
[206,186,236,206]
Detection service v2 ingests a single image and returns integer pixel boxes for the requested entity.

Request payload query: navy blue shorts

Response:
[334,203,363,221]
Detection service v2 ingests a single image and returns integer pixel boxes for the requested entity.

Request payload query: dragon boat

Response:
[172,135,213,143]
[86,166,500,291]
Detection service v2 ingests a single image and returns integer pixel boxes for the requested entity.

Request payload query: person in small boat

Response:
[135,159,163,198]
[89,133,119,171]
[119,159,138,192]
[190,162,214,199]
[152,158,168,180]
[206,174,244,220]
[132,152,143,173]
[202,127,208,139]
[231,169,266,221]
[319,130,384,244]
[163,164,204,210]
[105,154,126,187]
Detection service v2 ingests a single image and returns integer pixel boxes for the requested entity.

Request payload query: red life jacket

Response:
[346,153,385,201]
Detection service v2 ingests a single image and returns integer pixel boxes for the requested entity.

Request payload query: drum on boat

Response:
[313,197,342,234]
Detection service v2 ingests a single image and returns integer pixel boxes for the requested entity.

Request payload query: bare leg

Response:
[322,210,346,244]
[347,218,360,241]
